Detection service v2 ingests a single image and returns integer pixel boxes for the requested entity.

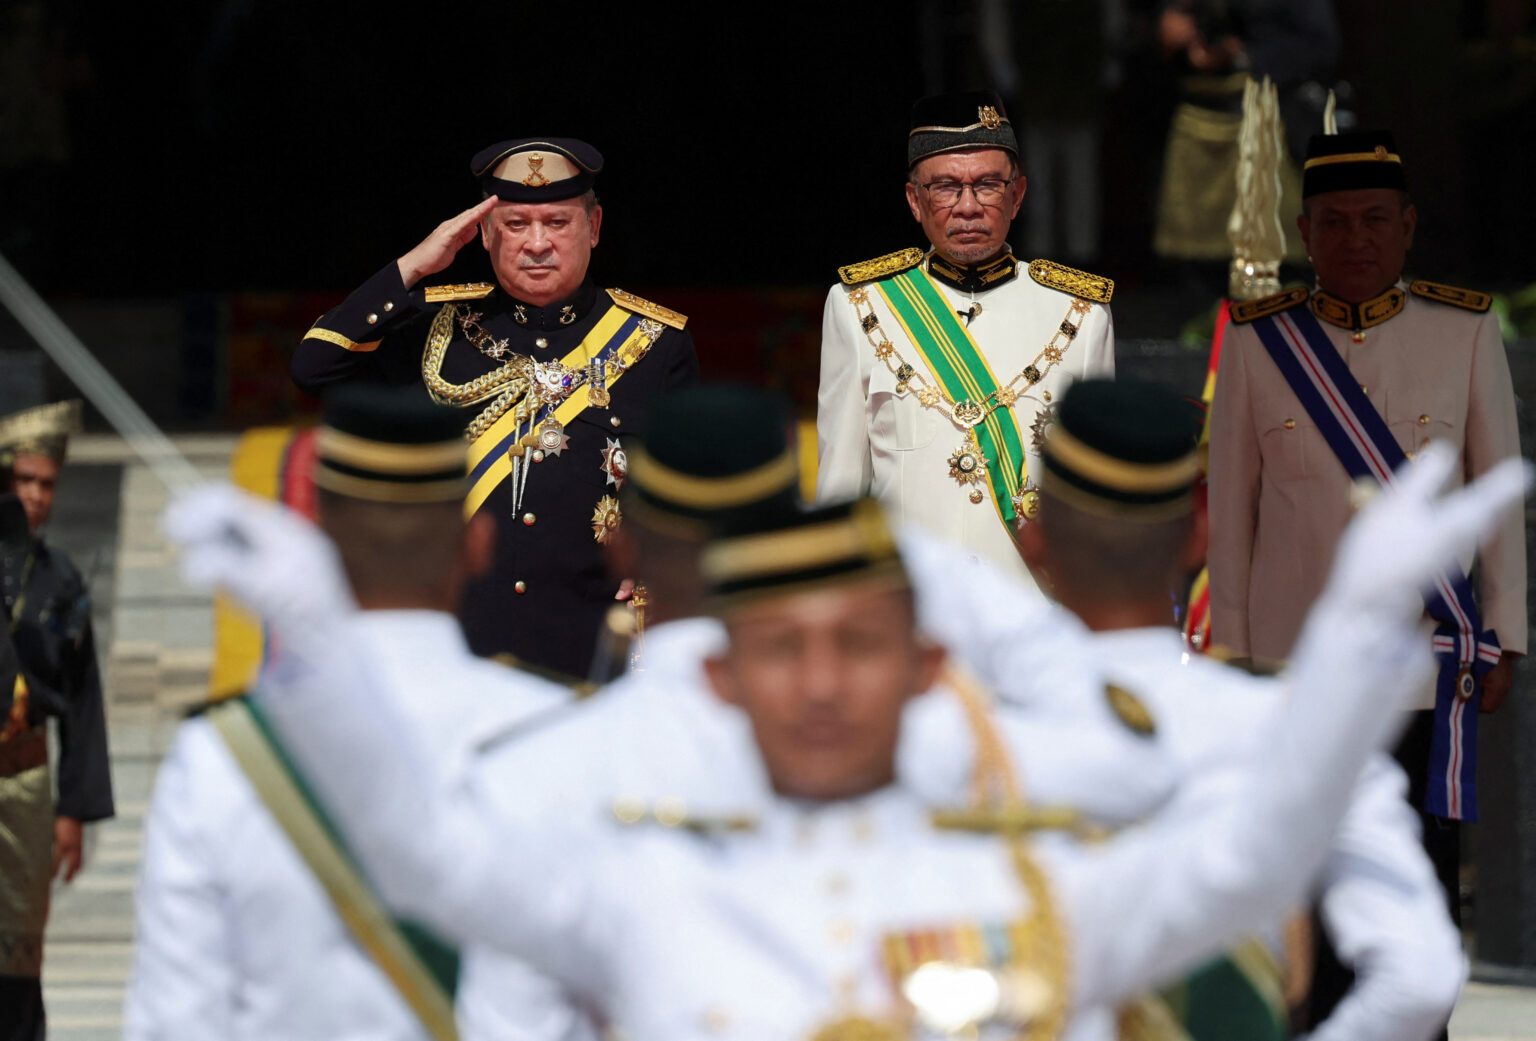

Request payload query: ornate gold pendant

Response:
[591,495,622,544]
[536,418,570,457]
[952,399,985,428]
[948,434,988,503]
[1012,483,1041,524]
[587,382,611,408]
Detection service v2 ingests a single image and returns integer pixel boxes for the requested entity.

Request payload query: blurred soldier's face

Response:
[705,584,943,800]
[480,199,602,307]
[12,453,59,532]
[906,149,1026,265]
[1299,189,1417,304]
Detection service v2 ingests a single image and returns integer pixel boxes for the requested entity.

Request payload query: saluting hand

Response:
[396,196,500,289]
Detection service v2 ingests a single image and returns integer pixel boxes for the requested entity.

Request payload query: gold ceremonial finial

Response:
[1226,77,1285,302]
[628,583,649,670]
[1323,89,1339,135]
[522,153,550,187]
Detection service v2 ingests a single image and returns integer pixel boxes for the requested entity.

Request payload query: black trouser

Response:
[1304,710,1456,1039]
[0,976,44,1041]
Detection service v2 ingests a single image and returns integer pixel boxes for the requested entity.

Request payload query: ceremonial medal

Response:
[600,438,627,490]
[531,360,577,405]
[948,434,988,506]
[1029,406,1057,453]
[1012,482,1041,524]
[952,399,985,429]
[1456,667,1477,701]
[591,495,622,544]
[536,418,570,457]
[587,382,611,408]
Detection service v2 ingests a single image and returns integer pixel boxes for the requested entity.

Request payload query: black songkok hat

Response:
[471,138,604,203]
[625,384,801,539]
[907,90,1019,168]
[1302,130,1407,200]
[1039,379,1202,520]
[315,386,468,504]
[0,400,82,465]
[702,497,909,615]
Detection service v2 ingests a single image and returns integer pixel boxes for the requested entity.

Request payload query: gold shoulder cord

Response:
[945,665,1070,1041]
[419,304,533,440]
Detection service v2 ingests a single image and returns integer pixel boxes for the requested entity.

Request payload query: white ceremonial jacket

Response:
[816,253,1115,583]
[1075,627,1465,1041]
[123,611,572,1041]
[252,573,1433,1041]
[1207,284,1527,686]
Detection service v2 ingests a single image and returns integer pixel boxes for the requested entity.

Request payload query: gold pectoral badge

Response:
[949,433,989,504]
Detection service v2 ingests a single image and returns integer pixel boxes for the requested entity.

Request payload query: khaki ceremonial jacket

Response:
[1207,282,1527,698]
[815,250,1115,584]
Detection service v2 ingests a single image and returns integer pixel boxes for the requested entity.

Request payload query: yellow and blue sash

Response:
[1250,305,1498,820]
[207,697,460,1040]
[875,269,1029,531]
[465,305,653,517]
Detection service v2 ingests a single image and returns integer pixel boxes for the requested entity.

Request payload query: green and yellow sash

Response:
[464,305,652,517]
[875,269,1030,530]
[1122,939,1290,1041]
[207,698,460,1041]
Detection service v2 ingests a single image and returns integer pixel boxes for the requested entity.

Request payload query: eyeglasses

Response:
[917,178,1014,207]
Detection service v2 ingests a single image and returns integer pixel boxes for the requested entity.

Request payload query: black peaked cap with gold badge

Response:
[908,90,1019,168]
[1039,379,1202,521]
[702,497,909,614]
[472,138,604,203]
[625,384,801,539]
[1302,129,1407,199]
[315,385,468,504]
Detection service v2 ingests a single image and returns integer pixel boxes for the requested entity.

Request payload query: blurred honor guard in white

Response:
[0,400,113,1040]
[816,90,1115,585]
[125,387,570,1041]
[1008,378,1463,1040]
[1206,126,1526,957]
[163,428,1528,1040]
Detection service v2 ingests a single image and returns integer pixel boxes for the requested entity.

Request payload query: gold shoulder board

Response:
[838,247,926,286]
[607,288,688,330]
[1105,683,1156,736]
[423,282,497,303]
[1410,280,1492,313]
[1027,259,1114,303]
[1229,286,1308,324]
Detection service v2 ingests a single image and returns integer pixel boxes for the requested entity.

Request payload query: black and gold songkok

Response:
[471,137,604,203]
[1039,379,1202,521]
[0,400,82,466]
[908,90,1019,168]
[314,386,468,504]
[1302,129,1407,199]
[625,384,801,539]
[702,497,909,615]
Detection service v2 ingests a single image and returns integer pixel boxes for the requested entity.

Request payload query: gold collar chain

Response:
[846,286,1090,431]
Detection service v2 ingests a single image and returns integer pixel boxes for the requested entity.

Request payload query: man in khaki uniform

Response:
[1206,129,1525,955]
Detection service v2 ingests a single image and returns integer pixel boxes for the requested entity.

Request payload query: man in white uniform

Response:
[816,89,1116,583]
[162,437,1527,1040]
[1010,377,1464,1038]
[125,388,573,1041]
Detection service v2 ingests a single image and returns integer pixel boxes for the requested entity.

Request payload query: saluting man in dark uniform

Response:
[291,138,699,678]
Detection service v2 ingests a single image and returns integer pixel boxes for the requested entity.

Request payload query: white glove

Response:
[163,483,357,658]
[1323,442,1532,621]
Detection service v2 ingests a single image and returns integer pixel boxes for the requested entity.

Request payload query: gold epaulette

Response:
[1229,286,1308,324]
[1410,279,1492,313]
[607,288,687,330]
[838,247,926,286]
[1027,259,1114,303]
[423,282,497,303]
[609,796,757,833]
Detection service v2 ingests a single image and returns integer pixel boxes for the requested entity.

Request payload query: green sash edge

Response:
[208,697,461,1023]
[1157,946,1289,1041]
[875,269,1029,529]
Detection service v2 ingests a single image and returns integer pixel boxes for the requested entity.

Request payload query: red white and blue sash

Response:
[1251,305,1499,821]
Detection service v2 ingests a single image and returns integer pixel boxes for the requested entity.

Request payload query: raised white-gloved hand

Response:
[163,483,357,658]
[1323,442,1532,621]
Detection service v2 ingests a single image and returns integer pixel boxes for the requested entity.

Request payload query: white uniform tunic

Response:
[123,611,572,1041]
[816,254,1115,582]
[249,574,1433,1041]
